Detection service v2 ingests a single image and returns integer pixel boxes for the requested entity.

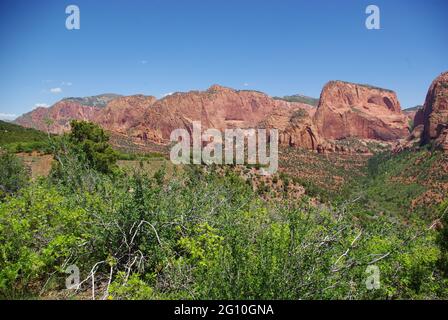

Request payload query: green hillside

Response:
[0,120,50,152]
[358,148,448,220]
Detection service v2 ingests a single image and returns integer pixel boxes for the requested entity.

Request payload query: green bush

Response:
[0,152,29,200]
[68,120,118,174]
[0,184,89,298]
[108,272,155,300]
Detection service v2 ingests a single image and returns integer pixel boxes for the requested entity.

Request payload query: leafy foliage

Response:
[0,123,447,300]
[67,120,118,174]
[0,152,29,200]
[362,149,447,219]
[0,184,89,298]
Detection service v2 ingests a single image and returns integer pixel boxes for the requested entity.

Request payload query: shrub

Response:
[0,152,29,199]
[108,272,154,300]
[0,184,89,298]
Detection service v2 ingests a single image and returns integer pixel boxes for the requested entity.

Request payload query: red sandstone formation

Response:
[420,71,448,150]
[16,100,101,134]
[15,82,413,153]
[393,71,448,153]
[314,81,409,141]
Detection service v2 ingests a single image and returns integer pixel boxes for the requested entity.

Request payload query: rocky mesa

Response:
[15,82,412,153]
[314,81,409,141]
[15,85,318,148]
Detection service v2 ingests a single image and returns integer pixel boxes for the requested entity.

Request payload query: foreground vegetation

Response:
[0,121,447,299]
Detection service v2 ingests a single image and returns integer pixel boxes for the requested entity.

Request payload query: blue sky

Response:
[0,0,447,120]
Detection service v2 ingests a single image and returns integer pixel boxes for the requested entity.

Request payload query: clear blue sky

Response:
[0,0,447,120]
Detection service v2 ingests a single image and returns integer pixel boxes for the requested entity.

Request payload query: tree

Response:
[68,120,118,174]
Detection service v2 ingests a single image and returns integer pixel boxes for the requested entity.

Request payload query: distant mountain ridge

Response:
[404,105,423,112]
[273,94,319,107]
[61,94,122,108]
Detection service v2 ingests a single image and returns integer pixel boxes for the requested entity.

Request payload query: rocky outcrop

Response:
[314,81,409,141]
[96,95,157,136]
[265,108,322,150]
[413,108,425,128]
[392,71,448,153]
[420,71,448,150]
[403,105,423,127]
[15,85,320,149]
[145,85,314,137]
[15,94,121,134]
[15,82,412,154]
[16,100,101,134]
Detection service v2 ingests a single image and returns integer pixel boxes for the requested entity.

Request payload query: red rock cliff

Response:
[15,82,412,152]
[421,71,448,150]
[314,81,409,141]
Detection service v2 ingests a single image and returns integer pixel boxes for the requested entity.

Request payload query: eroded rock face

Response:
[15,85,320,149]
[435,128,448,151]
[15,82,411,153]
[421,72,448,147]
[15,101,101,134]
[141,85,314,139]
[413,108,425,128]
[314,81,409,141]
[393,71,448,153]
[96,95,157,135]
[266,108,322,150]
[403,106,423,128]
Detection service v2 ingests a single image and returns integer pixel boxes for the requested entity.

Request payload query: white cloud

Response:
[61,81,72,86]
[243,83,249,87]
[34,103,49,108]
[50,87,62,93]
[0,113,17,121]
[162,92,174,98]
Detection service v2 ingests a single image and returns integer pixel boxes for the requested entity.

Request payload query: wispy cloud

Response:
[140,60,148,64]
[35,103,49,108]
[0,113,17,121]
[243,83,249,87]
[50,87,62,93]
[61,81,72,86]
[162,92,174,98]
